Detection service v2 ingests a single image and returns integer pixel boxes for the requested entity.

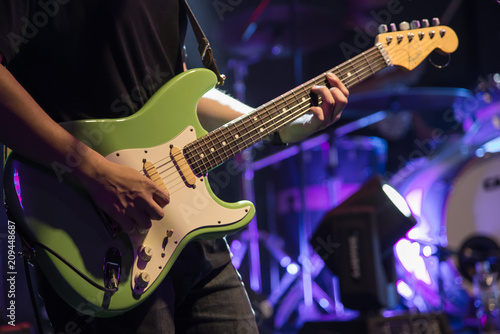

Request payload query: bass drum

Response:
[445,152,500,282]
[392,144,500,314]
[446,153,500,250]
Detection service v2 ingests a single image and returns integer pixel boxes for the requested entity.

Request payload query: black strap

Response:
[182,0,226,87]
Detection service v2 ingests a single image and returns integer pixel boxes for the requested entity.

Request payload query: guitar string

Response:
[147,46,388,192]
[184,33,436,173]
[164,45,383,172]
[179,47,384,170]
[153,57,389,193]
[142,29,436,178]
[180,47,386,173]
[147,34,434,192]
[139,46,385,185]
[153,73,384,191]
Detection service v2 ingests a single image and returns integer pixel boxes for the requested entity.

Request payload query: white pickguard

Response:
[105,127,250,294]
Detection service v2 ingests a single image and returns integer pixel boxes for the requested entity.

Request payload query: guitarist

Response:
[0,1,348,332]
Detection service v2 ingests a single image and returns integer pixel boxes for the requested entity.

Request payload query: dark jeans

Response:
[38,239,259,333]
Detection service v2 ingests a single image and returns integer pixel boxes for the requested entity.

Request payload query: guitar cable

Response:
[23,255,44,334]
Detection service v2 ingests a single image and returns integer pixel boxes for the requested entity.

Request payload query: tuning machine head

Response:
[378,24,388,34]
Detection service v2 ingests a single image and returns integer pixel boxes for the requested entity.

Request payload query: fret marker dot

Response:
[302,97,306,102]
[200,153,205,158]
[235,134,239,139]
[222,141,226,146]
[260,128,264,132]
[347,72,352,77]
[282,108,287,112]
[210,148,215,152]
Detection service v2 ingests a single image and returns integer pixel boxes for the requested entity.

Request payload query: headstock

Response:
[376,18,459,71]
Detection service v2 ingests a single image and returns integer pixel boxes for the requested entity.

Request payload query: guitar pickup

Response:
[170,146,196,186]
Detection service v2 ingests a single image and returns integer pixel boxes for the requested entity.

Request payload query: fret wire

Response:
[219,126,235,158]
[335,47,379,82]
[199,135,215,171]
[209,127,227,166]
[246,110,263,144]
[202,130,217,171]
[240,113,255,149]
[227,121,243,154]
[263,100,278,139]
[200,136,217,172]
[194,138,211,174]
[362,51,375,75]
[216,127,231,160]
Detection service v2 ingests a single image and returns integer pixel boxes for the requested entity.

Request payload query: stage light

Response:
[382,184,411,217]
[280,256,291,267]
[286,263,300,275]
[422,245,433,257]
[319,298,330,308]
[396,280,414,300]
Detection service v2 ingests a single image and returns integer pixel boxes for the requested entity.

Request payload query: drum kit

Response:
[229,73,500,331]
[215,2,500,330]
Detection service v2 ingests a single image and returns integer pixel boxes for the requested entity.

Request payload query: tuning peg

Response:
[378,24,388,34]
[421,19,430,27]
[410,20,420,29]
[432,17,440,26]
[390,23,397,32]
[399,21,410,31]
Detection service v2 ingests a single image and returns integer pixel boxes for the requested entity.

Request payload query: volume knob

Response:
[139,246,153,262]
[136,271,150,288]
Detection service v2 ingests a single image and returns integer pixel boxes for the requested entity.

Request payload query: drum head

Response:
[445,153,500,252]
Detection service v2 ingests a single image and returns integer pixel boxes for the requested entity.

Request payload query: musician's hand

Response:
[278,73,349,143]
[79,158,170,234]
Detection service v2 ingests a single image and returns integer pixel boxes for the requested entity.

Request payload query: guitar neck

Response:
[185,43,392,175]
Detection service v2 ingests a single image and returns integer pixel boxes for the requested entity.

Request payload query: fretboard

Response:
[184,43,391,176]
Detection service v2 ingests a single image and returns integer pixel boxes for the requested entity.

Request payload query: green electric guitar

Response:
[3,23,458,317]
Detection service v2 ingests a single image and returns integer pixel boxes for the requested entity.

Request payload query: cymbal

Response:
[215,4,342,60]
[342,87,474,118]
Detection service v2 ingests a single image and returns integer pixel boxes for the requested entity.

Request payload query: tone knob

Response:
[410,20,420,29]
[421,19,430,27]
[390,23,397,32]
[139,246,153,262]
[136,271,150,288]
[432,17,440,26]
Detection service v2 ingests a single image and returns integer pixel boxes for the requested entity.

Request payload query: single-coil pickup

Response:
[143,161,168,192]
[170,146,196,186]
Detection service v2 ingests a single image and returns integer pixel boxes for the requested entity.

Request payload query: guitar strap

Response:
[182,0,226,87]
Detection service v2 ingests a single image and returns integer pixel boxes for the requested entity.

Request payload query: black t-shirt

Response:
[0,0,232,276]
[0,0,186,122]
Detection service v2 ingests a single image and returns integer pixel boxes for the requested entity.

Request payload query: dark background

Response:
[1,0,499,332]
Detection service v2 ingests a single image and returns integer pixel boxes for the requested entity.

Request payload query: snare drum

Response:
[392,143,500,313]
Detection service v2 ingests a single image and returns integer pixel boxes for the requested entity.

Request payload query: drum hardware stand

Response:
[333,110,388,138]
[231,135,342,329]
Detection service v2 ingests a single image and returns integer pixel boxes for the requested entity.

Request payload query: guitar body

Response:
[3,68,254,317]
